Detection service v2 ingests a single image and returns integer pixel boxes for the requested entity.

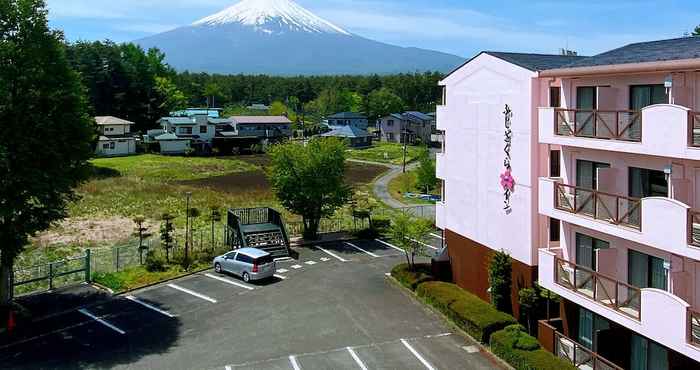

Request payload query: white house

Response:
[94,116,136,157]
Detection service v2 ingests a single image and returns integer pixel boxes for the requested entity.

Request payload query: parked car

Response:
[213,248,276,282]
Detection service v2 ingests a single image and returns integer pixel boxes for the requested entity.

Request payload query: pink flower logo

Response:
[500,169,515,191]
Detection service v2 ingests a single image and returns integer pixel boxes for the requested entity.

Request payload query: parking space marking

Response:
[304,260,317,265]
[320,257,330,262]
[225,366,232,370]
[400,338,436,370]
[344,242,380,258]
[168,283,218,303]
[78,308,126,335]
[275,257,293,262]
[291,264,303,269]
[316,246,348,262]
[277,268,289,273]
[430,233,443,240]
[204,273,255,291]
[407,238,439,250]
[347,347,368,370]
[462,345,479,353]
[375,239,405,253]
[289,355,301,370]
[125,295,176,318]
[274,274,287,280]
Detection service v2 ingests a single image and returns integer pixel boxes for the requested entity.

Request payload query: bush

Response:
[490,324,576,370]
[371,217,391,230]
[416,281,517,343]
[145,250,167,272]
[488,250,512,314]
[391,263,434,290]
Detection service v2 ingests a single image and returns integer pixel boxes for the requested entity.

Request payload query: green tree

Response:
[693,25,700,36]
[132,216,151,264]
[0,0,95,306]
[155,76,187,112]
[415,146,436,193]
[368,87,405,121]
[489,250,513,314]
[518,287,538,335]
[160,213,175,262]
[267,138,351,239]
[387,212,433,270]
[203,82,224,108]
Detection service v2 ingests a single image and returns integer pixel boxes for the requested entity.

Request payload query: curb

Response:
[384,274,514,370]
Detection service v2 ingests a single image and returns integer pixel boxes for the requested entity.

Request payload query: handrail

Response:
[689,308,700,347]
[554,256,641,320]
[554,182,642,230]
[687,209,700,247]
[554,108,642,142]
[689,111,700,147]
[554,331,623,370]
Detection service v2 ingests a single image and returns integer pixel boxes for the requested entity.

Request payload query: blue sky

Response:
[47,0,700,58]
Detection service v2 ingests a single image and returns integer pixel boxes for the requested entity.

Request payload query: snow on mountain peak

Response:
[193,0,350,35]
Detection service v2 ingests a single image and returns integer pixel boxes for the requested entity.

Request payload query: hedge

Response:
[391,263,434,290]
[416,281,517,343]
[490,325,577,370]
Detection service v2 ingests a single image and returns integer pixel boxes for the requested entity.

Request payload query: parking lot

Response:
[0,234,502,370]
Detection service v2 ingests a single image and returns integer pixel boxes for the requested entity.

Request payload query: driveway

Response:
[0,239,499,369]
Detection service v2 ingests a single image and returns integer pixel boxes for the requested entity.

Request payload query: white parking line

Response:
[407,238,439,250]
[344,242,380,258]
[347,347,368,370]
[277,268,289,273]
[319,257,330,262]
[274,274,287,280]
[78,308,126,335]
[168,283,218,303]
[430,233,443,240]
[400,339,436,370]
[125,295,176,318]
[289,355,301,370]
[291,264,303,269]
[375,239,405,253]
[204,273,254,291]
[316,246,348,262]
[304,260,317,265]
[225,366,232,370]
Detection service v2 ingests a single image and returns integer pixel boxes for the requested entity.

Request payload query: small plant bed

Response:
[346,142,423,165]
[390,263,434,290]
[490,325,576,370]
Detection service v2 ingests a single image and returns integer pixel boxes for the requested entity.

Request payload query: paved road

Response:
[0,238,496,370]
[368,161,436,222]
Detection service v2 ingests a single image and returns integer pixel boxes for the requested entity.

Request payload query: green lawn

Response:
[346,142,423,165]
[387,167,439,205]
[91,154,257,181]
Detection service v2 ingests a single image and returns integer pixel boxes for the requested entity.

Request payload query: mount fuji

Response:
[135,0,465,75]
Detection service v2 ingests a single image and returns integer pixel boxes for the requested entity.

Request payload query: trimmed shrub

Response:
[490,324,576,370]
[416,281,517,343]
[391,263,434,290]
[145,251,167,272]
[370,217,391,230]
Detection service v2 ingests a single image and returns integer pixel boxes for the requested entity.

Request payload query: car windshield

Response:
[255,255,273,265]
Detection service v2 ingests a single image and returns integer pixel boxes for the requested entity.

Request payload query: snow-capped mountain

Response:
[135,0,464,75]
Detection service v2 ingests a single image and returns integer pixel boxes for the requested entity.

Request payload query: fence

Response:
[284,217,370,237]
[13,250,91,296]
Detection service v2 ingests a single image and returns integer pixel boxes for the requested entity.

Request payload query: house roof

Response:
[160,117,195,125]
[557,36,700,69]
[170,108,222,118]
[208,118,233,125]
[382,113,404,121]
[327,112,367,120]
[404,111,433,121]
[230,116,292,125]
[155,133,187,141]
[321,125,372,138]
[485,52,586,71]
[95,116,134,126]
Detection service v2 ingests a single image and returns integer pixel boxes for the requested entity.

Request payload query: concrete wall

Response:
[159,140,190,154]
[95,138,136,157]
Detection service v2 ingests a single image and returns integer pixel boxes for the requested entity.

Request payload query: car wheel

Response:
[214,263,222,274]
[242,272,250,282]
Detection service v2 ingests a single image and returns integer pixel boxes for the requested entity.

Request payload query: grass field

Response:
[387,167,440,205]
[346,142,424,165]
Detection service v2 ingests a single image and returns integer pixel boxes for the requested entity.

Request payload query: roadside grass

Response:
[91,154,257,181]
[346,142,423,165]
[92,261,210,292]
[387,168,439,205]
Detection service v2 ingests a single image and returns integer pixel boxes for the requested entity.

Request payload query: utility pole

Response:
[185,192,192,265]
[402,122,408,173]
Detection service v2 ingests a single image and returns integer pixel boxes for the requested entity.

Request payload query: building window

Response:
[109,142,115,149]
[102,143,110,149]
[180,127,193,135]
[387,120,394,127]
[440,179,446,203]
[439,85,446,105]
[387,133,394,141]
[199,126,207,134]
[549,87,561,108]
[549,218,560,242]
[550,150,560,177]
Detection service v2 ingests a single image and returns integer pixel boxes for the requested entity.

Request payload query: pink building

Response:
[437,37,700,370]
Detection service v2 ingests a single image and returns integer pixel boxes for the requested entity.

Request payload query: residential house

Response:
[230,116,292,141]
[379,111,435,144]
[320,125,373,147]
[326,112,369,130]
[94,116,136,157]
[155,114,222,154]
[170,108,223,118]
[437,38,700,370]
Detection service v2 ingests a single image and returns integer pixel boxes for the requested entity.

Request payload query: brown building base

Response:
[444,229,537,320]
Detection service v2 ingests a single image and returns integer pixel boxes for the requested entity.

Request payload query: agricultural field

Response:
[345,142,424,165]
[20,154,387,267]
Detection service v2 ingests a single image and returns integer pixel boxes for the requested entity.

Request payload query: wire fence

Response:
[13,252,90,296]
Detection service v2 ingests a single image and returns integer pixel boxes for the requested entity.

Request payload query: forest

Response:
[65,40,445,132]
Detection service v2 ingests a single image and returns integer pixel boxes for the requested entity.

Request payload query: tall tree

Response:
[368,88,405,121]
[415,146,437,193]
[387,212,433,270]
[693,24,700,36]
[267,138,351,239]
[0,0,95,306]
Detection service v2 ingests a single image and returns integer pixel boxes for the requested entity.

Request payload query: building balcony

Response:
[538,106,700,160]
[538,320,623,370]
[436,105,448,131]
[435,201,446,230]
[539,249,700,362]
[539,177,700,261]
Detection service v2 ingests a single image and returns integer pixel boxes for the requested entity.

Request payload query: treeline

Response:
[63,40,444,132]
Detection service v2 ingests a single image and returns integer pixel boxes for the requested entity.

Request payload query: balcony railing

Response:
[554,331,623,370]
[554,108,642,142]
[554,182,642,230]
[690,309,700,347]
[687,209,700,247]
[555,256,641,320]
[689,111,700,147]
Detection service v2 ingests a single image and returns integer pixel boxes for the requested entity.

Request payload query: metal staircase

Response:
[225,208,291,258]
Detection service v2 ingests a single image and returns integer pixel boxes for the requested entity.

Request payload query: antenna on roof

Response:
[559,48,578,56]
